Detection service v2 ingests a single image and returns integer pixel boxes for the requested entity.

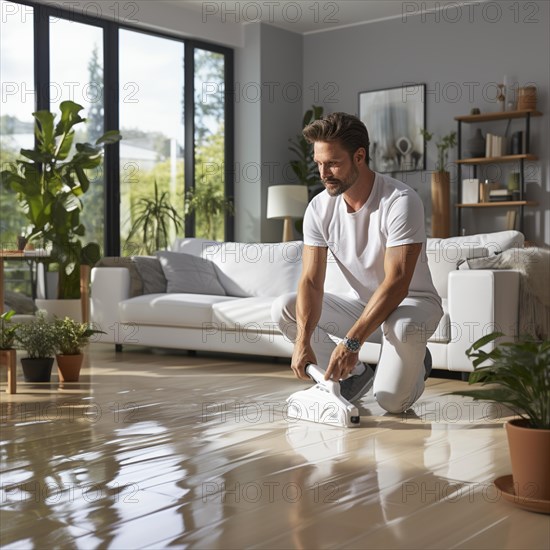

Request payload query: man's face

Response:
[313,141,360,197]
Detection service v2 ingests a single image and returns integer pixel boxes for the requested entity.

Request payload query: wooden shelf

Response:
[455,110,542,123]
[456,154,537,165]
[456,201,537,208]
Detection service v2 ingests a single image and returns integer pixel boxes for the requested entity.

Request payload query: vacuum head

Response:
[286,364,360,428]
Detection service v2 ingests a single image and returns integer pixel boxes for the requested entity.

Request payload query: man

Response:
[272,112,443,414]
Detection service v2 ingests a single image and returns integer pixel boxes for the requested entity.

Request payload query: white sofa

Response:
[90,231,524,372]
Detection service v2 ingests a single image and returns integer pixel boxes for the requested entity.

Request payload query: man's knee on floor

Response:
[374,391,411,414]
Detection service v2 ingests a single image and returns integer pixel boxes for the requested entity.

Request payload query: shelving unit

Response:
[455,109,542,234]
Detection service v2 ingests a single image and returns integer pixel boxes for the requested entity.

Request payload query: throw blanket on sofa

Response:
[460,247,550,340]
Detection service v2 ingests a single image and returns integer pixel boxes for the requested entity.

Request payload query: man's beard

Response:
[323,165,359,197]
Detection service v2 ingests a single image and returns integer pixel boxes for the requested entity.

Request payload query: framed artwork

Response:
[358,84,426,173]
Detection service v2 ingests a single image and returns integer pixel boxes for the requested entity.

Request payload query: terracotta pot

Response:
[505,418,550,500]
[21,357,54,382]
[431,171,450,238]
[56,354,84,382]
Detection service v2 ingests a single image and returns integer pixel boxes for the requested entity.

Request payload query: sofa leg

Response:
[461,372,470,382]
[115,344,123,353]
[187,350,196,356]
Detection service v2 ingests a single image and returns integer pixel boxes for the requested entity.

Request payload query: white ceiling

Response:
[166,0,485,34]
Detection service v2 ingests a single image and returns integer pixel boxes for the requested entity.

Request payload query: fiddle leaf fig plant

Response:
[0,310,19,350]
[0,100,121,299]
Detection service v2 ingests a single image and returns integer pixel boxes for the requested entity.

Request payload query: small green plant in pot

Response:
[52,316,104,381]
[451,332,550,504]
[15,313,57,382]
[0,310,19,393]
[0,310,19,350]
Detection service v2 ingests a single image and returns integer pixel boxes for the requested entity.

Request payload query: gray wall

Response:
[234,23,303,242]
[302,1,550,245]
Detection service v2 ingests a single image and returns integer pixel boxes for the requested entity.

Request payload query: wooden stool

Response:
[0,349,17,394]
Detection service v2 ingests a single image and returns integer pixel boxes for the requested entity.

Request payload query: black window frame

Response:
[9,0,234,255]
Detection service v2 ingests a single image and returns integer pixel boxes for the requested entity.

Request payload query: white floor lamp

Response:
[267,185,309,242]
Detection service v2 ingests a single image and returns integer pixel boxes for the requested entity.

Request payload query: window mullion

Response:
[184,41,195,238]
[104,23,120,256]
[34,3,49,111]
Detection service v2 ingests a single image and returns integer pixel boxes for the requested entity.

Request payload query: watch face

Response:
[344,337,360,352]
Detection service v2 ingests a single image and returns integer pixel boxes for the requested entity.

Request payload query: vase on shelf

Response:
[431,171,450,238]
[467,128,485,158]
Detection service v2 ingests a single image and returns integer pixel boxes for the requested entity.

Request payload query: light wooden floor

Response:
[1,344,549,549]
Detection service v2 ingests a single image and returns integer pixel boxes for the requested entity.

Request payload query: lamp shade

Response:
[267,185,308,219]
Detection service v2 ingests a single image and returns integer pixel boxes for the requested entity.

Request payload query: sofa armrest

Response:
[90,267,131,343]
[447,269,520,372]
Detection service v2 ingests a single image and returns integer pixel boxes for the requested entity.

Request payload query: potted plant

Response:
[0,100,121,304]
[1,310,19,393]
[15,312,57,382]
[288,104,324,197]
[0,310,18,350]
[420,128,457,238]
[52,316,104,382]
[451,332,550,506]
[125,180,184,254]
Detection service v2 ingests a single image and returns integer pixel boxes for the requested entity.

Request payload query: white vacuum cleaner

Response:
[286,364,360,428]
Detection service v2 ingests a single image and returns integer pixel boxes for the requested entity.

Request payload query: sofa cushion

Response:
[428,230,524,256]
[170,237,221,256]
[134,256,167,294]
[202,241,303,298]
[426,231,524,299]
[96,256,143,297]
[119,293,237,327]
[211,297,276,331]
[157,251,226,296]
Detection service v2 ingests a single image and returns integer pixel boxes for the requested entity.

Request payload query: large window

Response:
[0,1,233,267]
[0,1,35,296]
[194,49,227,241]
[119,30,185,255]
[49,17,105,248]
[0,0,34,246]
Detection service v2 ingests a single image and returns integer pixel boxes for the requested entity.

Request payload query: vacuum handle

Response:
[305,363,339,393]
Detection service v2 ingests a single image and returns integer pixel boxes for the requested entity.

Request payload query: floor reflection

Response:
[0,346,548,549]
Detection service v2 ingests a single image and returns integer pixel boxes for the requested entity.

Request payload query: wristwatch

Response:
[341,336,361,353]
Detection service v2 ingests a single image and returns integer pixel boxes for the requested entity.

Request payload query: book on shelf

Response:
[489,188,512,202]
[485,133,506,157]
[490,188,511,196]
[506,210,517,230]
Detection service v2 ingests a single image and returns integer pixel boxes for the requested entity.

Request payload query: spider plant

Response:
[125,180,183,254]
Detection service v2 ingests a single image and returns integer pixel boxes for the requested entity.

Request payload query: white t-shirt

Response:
[303,172,440,303]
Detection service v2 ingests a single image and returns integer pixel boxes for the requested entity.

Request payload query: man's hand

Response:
[324,345,359,381]
[291,343,317,381]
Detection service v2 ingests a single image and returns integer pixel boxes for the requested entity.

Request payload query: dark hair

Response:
[302,112,370,164]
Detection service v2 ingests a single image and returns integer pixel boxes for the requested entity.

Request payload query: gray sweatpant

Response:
[271,292,443,413]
